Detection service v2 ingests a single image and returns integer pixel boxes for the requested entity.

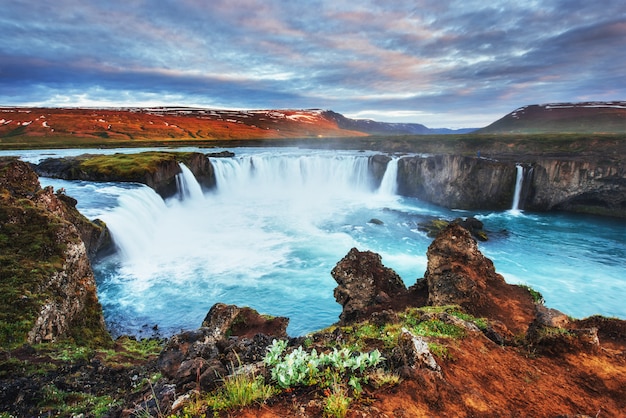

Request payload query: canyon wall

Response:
[395,154,626,217]
[396,155,517,210]
[525,158,626,216]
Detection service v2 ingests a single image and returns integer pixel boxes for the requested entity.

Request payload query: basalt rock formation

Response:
[331,248,407,324]
[34,151,216,199]
[423,224,536,336]
[395,154,626,217]
[397,155,517,210]
[524,158,626,216]
[0,157,110,347]
[155,304,287,399]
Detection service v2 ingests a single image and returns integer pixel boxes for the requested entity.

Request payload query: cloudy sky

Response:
[1,1,625,128]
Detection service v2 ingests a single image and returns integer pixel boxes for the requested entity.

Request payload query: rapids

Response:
[5,147,626,337]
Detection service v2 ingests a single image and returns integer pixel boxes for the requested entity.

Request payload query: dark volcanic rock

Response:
[424,224,535,335]
[157,303,287,393]
[369,154,392,186]
[331,247,407,324]
[202,303,289,340]
[397,155,517,210]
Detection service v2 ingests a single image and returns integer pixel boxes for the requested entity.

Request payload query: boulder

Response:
[202,303,289,340]
[158,304,287,392]
[332,248,407,324]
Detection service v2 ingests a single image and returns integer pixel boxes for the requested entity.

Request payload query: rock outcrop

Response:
[34,151,216,199]
[155,304,286,398]
[525,158,626,216]
[424,223,536,335]
[397,155,517,210]
[395,154,626,217]
[0,157,110,347]
[331,248,407,324]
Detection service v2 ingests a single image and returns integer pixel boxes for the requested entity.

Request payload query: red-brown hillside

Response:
[0,107,368,144]
[478,101,626,134]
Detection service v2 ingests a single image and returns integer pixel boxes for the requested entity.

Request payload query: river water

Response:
[5,147,626,337]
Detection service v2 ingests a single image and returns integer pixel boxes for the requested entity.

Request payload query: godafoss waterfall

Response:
[11,147,626,338]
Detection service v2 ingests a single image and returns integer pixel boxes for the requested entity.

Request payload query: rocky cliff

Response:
[0,157,110,347]
[395,154,626,217]
[35,151,217,199]
[396,154,517,210]
[525,158,626,216]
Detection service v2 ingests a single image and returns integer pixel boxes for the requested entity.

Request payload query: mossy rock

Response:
[418,217,488,241]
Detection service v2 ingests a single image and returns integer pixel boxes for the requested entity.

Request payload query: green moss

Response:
[0,199,69,348]
[38,383,121,418]
[334,305,485,353]
[77,151,196,180]
[517,284,545,304]
[0,176,110,349]
[97,336,163,367]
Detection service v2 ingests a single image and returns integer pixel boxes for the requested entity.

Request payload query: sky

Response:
[1,1,625,128]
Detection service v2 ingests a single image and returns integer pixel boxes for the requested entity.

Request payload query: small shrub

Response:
[264,340,384,390]
[518,284,545,304]
[205,373,275,413]
[323,383,351,418]
[367,368,402,388]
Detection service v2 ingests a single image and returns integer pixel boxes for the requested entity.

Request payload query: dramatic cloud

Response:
[1,0,624,127]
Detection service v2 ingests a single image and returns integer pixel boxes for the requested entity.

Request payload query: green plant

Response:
[204,373,275,413]
[264,340,384,390]
[412,319,465,339]
[367,368,402,388]
[323,382,351,418]
[518,284,545,304]
[38,384,120,417]
[428,342,451,359]
[48,343,93,363]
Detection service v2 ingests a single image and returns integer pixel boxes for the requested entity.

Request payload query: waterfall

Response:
[377,158,399,195]
[99,186,168,261]
[511,164,524,211]
[210,153,375,195]
[175,163,204,201]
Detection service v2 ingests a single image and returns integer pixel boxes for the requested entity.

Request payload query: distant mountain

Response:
[477,101,626,134]
[0,106,472,145]
[322,110,474,135]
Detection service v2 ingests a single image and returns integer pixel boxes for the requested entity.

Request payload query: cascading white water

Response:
[377,158,399,195]
[39,147,621,338]
[93,151,405,336]
[175,162,204,201]
[99,187,168,262]
[511,165,524,211]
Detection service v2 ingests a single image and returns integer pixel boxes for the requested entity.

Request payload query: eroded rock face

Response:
[424,223,535,335]
[397,155,517,210]
[34,151,216,199]
[425,224,500,308]
[396,154,626,217]
[0,158,109,346]
[331,247,407,324]
[526,159,626,217]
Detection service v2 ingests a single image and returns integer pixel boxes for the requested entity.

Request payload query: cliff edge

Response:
[0,157,110,348]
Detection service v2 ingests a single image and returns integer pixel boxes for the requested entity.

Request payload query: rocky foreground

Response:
[0,158,625,417]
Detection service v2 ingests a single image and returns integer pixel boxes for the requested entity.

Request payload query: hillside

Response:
[478,101,626,134]
[0,107,468,148]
